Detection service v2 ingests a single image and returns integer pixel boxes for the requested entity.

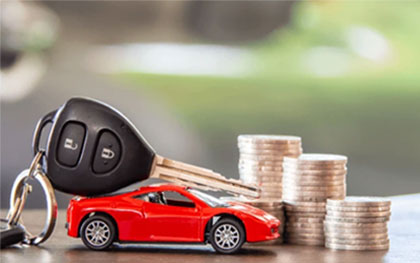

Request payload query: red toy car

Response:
[66,184,280,254]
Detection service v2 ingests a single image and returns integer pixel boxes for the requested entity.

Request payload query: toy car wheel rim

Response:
[214,223,240,250]
[85,220,110,246]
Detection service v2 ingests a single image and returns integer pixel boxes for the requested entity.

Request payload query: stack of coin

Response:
[237,135,302,200]
[282,154,347,245]
[220,196,285,243]
[324,197,391,250]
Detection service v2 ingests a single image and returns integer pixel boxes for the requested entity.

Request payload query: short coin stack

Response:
[220,196,285,243]
[237,135,302,200]
[324,197,391,250]
[282,154,347,245]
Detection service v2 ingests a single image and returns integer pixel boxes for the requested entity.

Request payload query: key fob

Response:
[33,97,156,196]
[0,219,25,249]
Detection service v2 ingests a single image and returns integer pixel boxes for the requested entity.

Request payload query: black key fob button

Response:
[93,130,121,174]
[57,122,85,167]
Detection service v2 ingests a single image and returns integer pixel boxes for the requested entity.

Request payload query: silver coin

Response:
[239,154,286,161]
[259,193,283,197]
[283,190,345,197]
[240,176,283,182]
[240,171,283,177]
[239,147,300,153]
[285,232,325,239]
[282,174,346,181]
[285,206,326,213]
[286,222,324,228]
[238,135,301,143]
[282,177,346,184]
[282,168,348,175]
[239,165,284,171]
[286,217,324,224]
[260,183,283,188]
[239,151,301,158]
[283,163,347,171]
[326,197,391,207]
[259,187,283,191]
[326,205,390,212]
[285,228,324,235]
[284,196,344,202]
[324,221,388,229]
[283,192,346,199]
[324,232,389,240]
[282,180,346,187]
[284,185,346,192]
[282,173,347,180]
[239,147,299,153]
[259,194,283,199]
[283,183,346,190]
[324,226,388,234]
[239,162,284,168]
[285,213,326,219]
[325,237,389,246]
[325,242,389,251]
[326,210,391,218]
[221,197,283,206]
[240,159,285,164]
[284,154,347,162]
[260,181,283,185]
[282,171,347,179]
[239,148,302,156]
[284,201,326,206]
[286,228,324,234]
[239,159,284,165]
[324,215,390,223]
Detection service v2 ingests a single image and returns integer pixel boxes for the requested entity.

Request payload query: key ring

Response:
[8,152,57,245]
[7,151,44,225]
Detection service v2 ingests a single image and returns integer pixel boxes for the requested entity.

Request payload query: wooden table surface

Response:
[1,194,420,263]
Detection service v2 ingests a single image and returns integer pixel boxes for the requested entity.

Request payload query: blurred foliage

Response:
[118,2,420,172]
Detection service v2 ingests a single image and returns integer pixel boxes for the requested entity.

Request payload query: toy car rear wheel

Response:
[80,215,116,250]
[209,218,245,254]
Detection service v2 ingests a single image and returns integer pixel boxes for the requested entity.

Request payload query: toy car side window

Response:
[161,191,195,208]
[133,192,165,205]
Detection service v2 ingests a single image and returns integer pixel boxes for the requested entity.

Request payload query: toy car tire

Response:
[209,218,245,254]
[80,215,116,250]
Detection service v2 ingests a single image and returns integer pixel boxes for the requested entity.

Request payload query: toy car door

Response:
[142,190,202,242]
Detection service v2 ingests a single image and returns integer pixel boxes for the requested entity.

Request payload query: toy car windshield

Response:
[188,189,230,208]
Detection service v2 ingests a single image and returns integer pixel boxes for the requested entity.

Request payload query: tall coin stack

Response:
[282,154,347,245]
[237,135,302,243]
[324,197,391,250]
[238,135,302,199]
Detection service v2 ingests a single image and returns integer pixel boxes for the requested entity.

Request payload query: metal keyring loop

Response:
[28,151,44,179]
[9,168,57,245]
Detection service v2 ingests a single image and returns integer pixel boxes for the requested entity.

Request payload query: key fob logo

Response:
[101,148,115,159]
[64,138,78,150]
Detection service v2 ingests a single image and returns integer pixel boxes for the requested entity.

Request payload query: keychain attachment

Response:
[8,151,57,245]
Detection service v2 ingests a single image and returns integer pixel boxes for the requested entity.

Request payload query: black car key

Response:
[33,97,258,197]
[0,219,25,249]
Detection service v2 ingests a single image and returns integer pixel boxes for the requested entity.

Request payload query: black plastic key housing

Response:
[32,97,156,196]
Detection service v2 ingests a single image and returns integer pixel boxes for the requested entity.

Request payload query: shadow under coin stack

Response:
[324,197,391,250]
[237,135,302,243]
[282,154,347,245]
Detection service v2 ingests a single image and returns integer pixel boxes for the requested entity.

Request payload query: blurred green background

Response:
[1,1,419,208]
[118,2,420,195]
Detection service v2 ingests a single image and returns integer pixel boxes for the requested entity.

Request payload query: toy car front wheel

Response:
[209,218,245,254]
[80,215,116,250]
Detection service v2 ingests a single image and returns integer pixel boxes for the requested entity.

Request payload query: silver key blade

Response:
[150,155,259,198]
